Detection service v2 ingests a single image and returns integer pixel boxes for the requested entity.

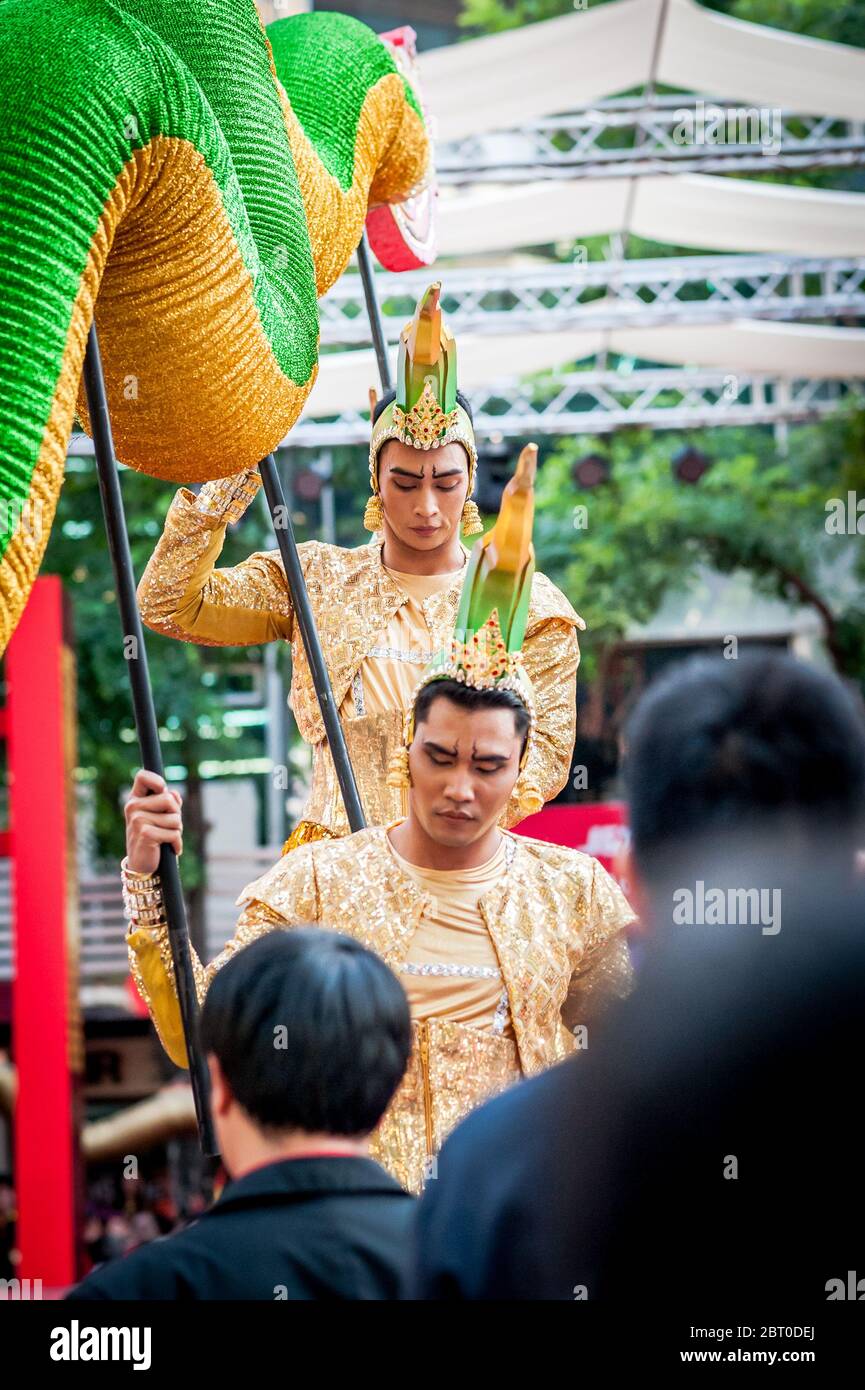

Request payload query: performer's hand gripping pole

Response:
[83,324,218,1158]
[257,457,366,833]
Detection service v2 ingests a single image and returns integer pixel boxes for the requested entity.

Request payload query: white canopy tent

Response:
[303,322,865,418]
[392,1,865,401]
[436,175,865,258]
[418,0,865,139]
[422,1,865,259]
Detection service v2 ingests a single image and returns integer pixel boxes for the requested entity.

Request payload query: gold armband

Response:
[194,469,262,524]
[121,856,167,929]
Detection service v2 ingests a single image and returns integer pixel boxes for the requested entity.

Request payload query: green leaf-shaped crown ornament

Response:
[368,282,478,497]
[388,443,539,786]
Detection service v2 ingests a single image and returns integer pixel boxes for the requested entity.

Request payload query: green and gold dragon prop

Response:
[0,0,434,651]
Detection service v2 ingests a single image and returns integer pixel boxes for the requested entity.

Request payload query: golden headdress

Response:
[365,282,481,534]
[387,443,540,790]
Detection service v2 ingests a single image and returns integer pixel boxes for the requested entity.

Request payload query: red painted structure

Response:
[513,800,634,901]
[514,798,628,859]
[5,576,81,1286]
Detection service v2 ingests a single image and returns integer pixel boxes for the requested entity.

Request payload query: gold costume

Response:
[127,825,636,1193]
[136,486,585,834]
[127,285,609,1192]
[393,837,515,1035]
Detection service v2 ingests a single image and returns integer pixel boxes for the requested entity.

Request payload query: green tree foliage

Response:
[40,460,275,874]
[458,0,579,35]
[533,405,865,689]
[459,0,865,45]
[709,0,865,49]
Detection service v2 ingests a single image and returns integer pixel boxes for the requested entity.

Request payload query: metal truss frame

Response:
[65,375,862,456]
[279,373,865,446]
[436,95,865,182]
[320,257,865,343]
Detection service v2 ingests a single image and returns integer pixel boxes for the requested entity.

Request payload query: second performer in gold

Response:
[136,284,584,842]
[123,444,635,1193]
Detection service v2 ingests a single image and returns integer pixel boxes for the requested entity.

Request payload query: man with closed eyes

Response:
[136,283,584,848]
[123,670,635,1194]
[125,453,632,1192]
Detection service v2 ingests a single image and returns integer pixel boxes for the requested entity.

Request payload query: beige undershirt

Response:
[338,565,463,719]
[388,836,514,1038]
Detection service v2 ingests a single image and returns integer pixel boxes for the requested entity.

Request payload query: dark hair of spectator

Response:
[199,929,412,1136]
[624,649,865,874]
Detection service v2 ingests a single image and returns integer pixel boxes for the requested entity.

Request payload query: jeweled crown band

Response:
[369,398,477,494]
[395,380,458,447]
[398,614,537,776]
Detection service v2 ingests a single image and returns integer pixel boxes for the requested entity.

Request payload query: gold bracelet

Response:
[124,906,167,928]
[121,854,161,886]
[122,883,163,905]
[122,892,168,929]
[121,856,168,928]
[195,470,261,524]
[122,884,165,909]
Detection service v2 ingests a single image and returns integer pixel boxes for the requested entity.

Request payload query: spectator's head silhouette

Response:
[624,648,865,897]
[199,929,411,1175]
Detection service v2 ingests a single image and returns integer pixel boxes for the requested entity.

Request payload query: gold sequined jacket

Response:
[136,486,586,833]
[128,826,636,1193]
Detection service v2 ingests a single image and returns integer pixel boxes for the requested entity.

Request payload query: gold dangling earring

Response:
[461,498,484,535]
[363,492,384,532]
[386,745,411,789]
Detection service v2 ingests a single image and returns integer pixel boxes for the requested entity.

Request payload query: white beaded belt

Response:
[353,646,432,715]
[400,964,513,1036]
[367,645,431,664]
[400,962,502,979]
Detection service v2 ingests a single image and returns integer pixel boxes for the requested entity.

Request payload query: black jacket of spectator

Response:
[410,860,865,1302]
[69,1156,414,1300]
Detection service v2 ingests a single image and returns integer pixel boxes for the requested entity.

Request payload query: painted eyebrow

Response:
[388,466,465,480]
[423,739,510,764]
[423,739,459,757]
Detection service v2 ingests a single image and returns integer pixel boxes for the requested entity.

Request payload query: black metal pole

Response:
[258,456,366,833]
[356,230,393,395]
[82,324,218,1158]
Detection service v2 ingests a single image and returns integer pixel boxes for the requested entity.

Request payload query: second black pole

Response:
[258,456,366,834]
[83,323,217,1158]
[356,230,393,397]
